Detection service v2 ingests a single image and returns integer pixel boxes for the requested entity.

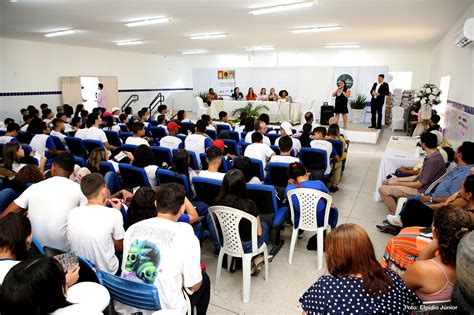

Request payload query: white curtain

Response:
[60,77,82,106]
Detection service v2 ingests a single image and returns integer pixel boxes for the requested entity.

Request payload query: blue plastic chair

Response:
[267,162,292,187]
[104,130,122,147]
[222,139,238,156]
[205,129,217,140]
[199,153,229,172]
[326,139,344,159]
[0,188,17,214]
[150,146,173,167]
[216,124,231,134]
[299,148,329,181]
[176,134,187,142]
[172,149,199,170]
[218,130,240,142]
[43,246,98,283]
[50,135,66,150]
[121,144,138,155]
[270,145,281,155]
[97,271,161,311]
[238,142,250,156]
[119,132,133,143]
[73,156,87,167]
[248,158,265,181]
[266,134,280,145]
[21,144,32,156]
[83,139,104,153]
[180,121,193,135]
[30,236,46,255]
[104,171,123,195]
[118,163,151,189]
[99,161,116,176]
[65,136,88,158]
[149,126,168,140]
[247,183,288,256]
[191,177,222,215]
[156,169,191,197]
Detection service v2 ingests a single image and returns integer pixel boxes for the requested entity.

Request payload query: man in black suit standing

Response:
[369,74,390,129]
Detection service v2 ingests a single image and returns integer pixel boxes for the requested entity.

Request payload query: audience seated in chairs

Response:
[50,118,67,144]
[401,206,472,302]
[245,119,271,146]
[379,132,446,214]
[0,122,20,144]
[121,183,210,314]
[0,213,32,284]
[310,127,339,184]
[67,173,125,274]
[274,122,301,154]
[2,141,46,175]
[0,256,106,314]
[185,119,212,164]
[29,119,61,157]
[132,145,158,190]
[299,123,313,148]
[286,162,339,247]
[1,153,85,250]
[82,113,116,156]
[377,142,474,233]
[217,111,232,130]
[269,135,299,164]
[169,149,198,196]
[244,132,275,171]
[214,169,270,275]
[233,112,248,135]
[125,122,150,147]
[160,121,183,151]
[87,147,120,174]
[232,155,262,184]
[198,145,225,181]
[298,223,421,313]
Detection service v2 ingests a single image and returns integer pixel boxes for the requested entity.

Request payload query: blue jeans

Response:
[0,189,17,214]
[241,221,269,253]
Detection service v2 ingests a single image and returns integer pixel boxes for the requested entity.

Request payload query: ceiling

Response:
[0,0,472,55]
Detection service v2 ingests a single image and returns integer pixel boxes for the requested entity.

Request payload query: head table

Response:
[210,100,302,124]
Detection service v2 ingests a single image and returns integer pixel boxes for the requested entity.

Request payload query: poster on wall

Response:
[217,69,235,96]
[444,101,474,145]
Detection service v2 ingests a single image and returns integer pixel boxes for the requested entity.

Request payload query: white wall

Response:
[430,3,474,107]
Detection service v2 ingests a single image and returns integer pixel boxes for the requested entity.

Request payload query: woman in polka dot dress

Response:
[299,224,421,314]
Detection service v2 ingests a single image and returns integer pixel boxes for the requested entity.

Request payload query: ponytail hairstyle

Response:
[287,162,307,188]
[433,205,473,267]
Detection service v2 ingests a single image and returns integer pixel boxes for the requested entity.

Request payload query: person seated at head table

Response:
[278,90,289,102]
[246,87,257,101]
[267,88,278,101]
[231,87,244,100]
[207,88,222,106]
[257,88,267,100]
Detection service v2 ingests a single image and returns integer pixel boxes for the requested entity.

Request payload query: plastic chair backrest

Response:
[104,131,122,147]
[119,125,128,132]
[104,171,123,195]
[240,143,250,156]
[0,188,17,214]
[267,162,291,187]
[74,156,87,168]
[65,136,88,157]
[97,271,161,310]
[205,129,217,140]
[218,130,239,142]
[192,177,222,205]
[156,169,191,196]
[209,206,258,255]
[173,149,199,170]
[121,144,138,155]
[180,122,193,135]
[150,146,172,167]
[266,134,280,145]
[300,148,327,173]
[150,126,168,139]
[326,139,343,158]
[50,135,66,150]
[43,246,99,283]
[21,144,33,156]
[118,163,151,189]
[270,145,281,155]
[83,139,104,153]
[29,236,46,255]
[119,132,133,143]
[287,188,332,231]
[248,158,264,181]
[216,124,231,134]
[222,139,238,156]
[246,184,277,222]
[199,153,228,173]
[99,161,116,176]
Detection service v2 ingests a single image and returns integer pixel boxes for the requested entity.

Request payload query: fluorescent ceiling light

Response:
[116,40,144,46]
[249,1,317,15]
[125,17,172,27]
[190,33,227,40]
[324,43,360,49]
[44,29,77,38]
[182,50,208,55]
[291,26,341,34]
[246,46,275,51]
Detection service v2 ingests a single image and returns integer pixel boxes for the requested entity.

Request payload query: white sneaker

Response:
[386,214,403,227]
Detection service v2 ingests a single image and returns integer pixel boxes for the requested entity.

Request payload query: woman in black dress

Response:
[332,80,351,130]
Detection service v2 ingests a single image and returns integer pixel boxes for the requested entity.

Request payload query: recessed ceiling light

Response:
[291,26,341,34]
[190,33,227,40]
[182,50,208,55]
[125,17,172,27]
[246,46,275,51]
[249,1,317,15]
[116,40,144,46]
[44,29,77,38]
[324,43,360,49]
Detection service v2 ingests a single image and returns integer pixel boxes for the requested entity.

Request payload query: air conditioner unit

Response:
[454,18,474,48]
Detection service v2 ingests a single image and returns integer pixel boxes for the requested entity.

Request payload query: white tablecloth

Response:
[374,136,423,201]
[210,100,302,123]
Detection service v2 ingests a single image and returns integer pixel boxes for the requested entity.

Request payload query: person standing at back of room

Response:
[96,83,107,109]
[369,74,389,129]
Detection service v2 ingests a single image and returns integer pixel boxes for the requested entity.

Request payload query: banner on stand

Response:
[217,70,236,96]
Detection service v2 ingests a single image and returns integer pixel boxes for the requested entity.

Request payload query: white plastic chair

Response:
[287,188,332,269]
[208,206,269,303]
[195,96,209,117]
[391,106,405,131]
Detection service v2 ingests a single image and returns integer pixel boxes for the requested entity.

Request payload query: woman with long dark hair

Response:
[299,223,421,313]
[332,80,351,129]
[246,87,257,101]
[132,145,158,190]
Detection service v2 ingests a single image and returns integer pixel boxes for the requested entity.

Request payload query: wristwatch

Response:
[429,196,434,203]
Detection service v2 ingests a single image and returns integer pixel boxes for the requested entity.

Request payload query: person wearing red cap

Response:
[160,122,183,151]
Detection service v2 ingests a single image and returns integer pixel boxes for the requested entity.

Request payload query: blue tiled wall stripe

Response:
[0,87,193,97]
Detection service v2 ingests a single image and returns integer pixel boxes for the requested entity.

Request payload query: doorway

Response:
[80,76,99,112]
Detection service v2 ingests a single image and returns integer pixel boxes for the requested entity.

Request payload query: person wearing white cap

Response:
[111,107,120,118]
[275,122,301,154]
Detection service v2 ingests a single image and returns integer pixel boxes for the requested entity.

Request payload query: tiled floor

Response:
[201,126,406,315]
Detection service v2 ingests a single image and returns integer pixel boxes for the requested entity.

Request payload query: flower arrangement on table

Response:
[413,83,441,121]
